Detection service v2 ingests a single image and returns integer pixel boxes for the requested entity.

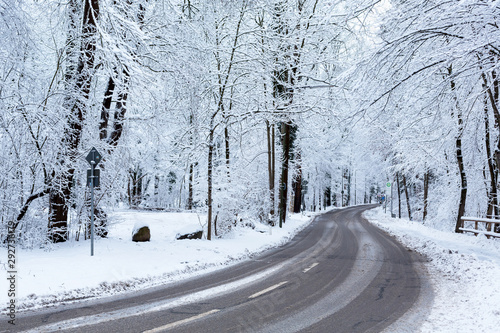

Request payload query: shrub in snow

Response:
[132,223,150,242]
[82,207,108,240]
[94,207,108,238]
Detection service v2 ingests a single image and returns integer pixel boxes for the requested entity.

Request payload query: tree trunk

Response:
[292,173,302,213]
[154,175,160,206]
[450,68,467,233]
[129,167,144,208]
[324,186,331,208]
[187,109,196,210]
[224,124,230,174]
[312,186,316,211]
[492,71,500,231]
[267,121,275,222]
[481,71,500,174]
[272,125,276,215]
[423,170,429,221]
[484,97,498,218]
[273,1,298,227]
[483,70,500,230]
[107,69,129,148]
[48,0,100,243]
[94,0,142,235]
[341,169,345,207]
[346,168,351,206]
[278,121,291,227]
[207,130,214,240]
[318,186,322,211]
[187,163,194,210]
[455,133,467,233]
[292,151,302,213]
[397,172,401,218]
[205,4,245,237]
[403,175,412,221]
[100,76,115,141]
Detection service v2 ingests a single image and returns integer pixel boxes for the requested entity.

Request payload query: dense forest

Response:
[1,0,500,247]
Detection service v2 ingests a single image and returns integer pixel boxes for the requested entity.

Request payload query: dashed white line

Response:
[303,262,319,273]
[248,281,288,299]
[143,309,220,333]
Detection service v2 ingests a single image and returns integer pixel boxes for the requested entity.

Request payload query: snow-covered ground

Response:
[2,207,500,333]
[0,209,313,311]
[364,207,500,333]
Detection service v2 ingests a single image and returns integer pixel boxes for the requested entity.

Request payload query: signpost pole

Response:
[90,162,95,256]
[86,147,101,257]
[385,182,391,216]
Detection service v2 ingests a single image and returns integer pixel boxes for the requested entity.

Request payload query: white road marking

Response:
[24,262,290,333]
[302,262,319,273]
[253,220,385,333]
[248,281,288,299]
[142,309,220,333]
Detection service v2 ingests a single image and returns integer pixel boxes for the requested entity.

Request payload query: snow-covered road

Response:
[1,206,499,332]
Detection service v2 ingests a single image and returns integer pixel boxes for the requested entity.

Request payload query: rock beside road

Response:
[132,225,151,242]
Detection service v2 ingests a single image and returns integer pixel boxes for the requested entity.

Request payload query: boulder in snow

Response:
[132,223,151,242]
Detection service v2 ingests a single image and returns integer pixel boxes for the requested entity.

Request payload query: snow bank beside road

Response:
[0,210,313,312]
[364,208,500,333]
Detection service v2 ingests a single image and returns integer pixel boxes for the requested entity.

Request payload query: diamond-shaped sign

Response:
[86,147,102,167]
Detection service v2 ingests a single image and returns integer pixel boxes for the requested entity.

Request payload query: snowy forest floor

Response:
[2,206,500,332]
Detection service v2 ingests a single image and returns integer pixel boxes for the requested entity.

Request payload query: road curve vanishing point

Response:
[10,205,427,333]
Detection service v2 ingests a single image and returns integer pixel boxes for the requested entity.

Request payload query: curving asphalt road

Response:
[5,205,428,333]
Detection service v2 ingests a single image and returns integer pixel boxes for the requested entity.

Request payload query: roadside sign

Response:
[86,147,102,167]
[87,168,100,187]
[84,147,102,257]
[386,182,391,187]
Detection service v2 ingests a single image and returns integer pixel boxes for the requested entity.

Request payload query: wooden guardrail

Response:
[459,216,500,239]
